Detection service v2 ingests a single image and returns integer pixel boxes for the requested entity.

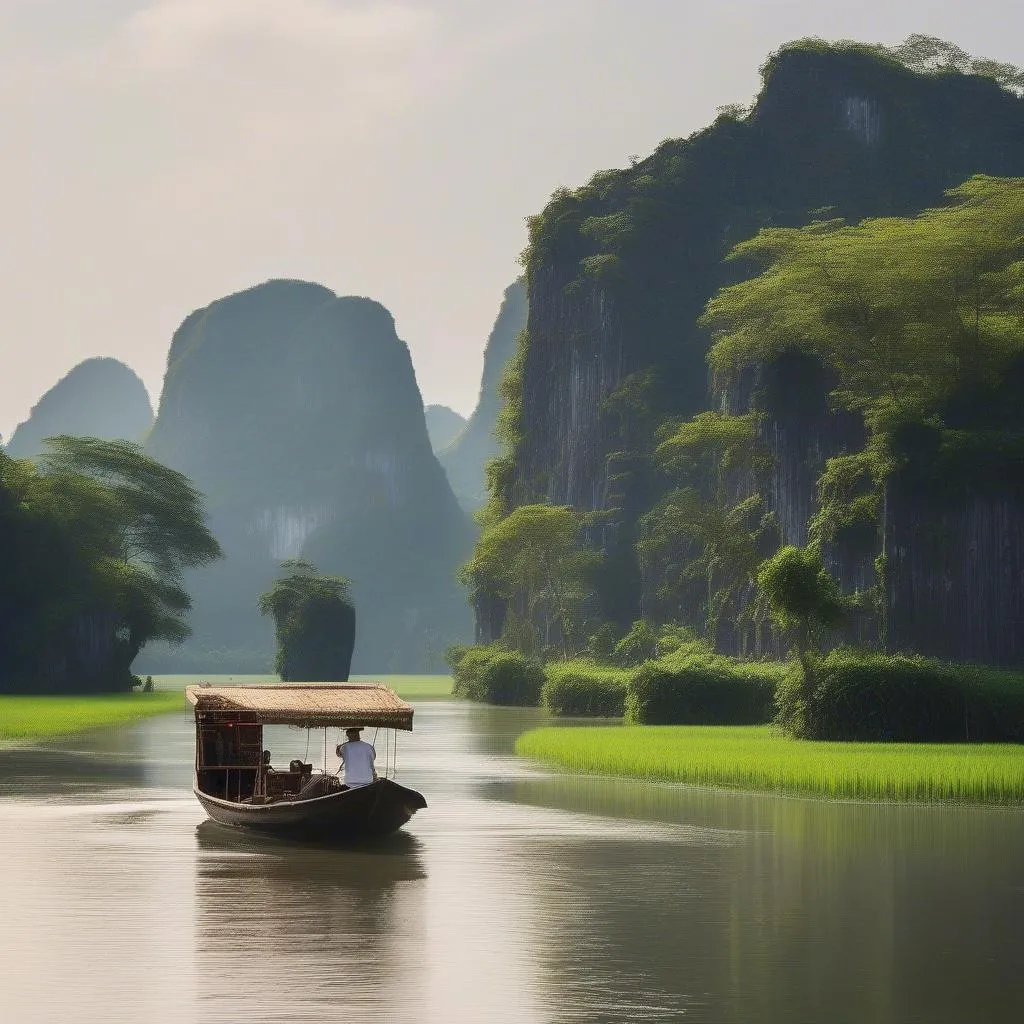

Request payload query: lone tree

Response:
[259,559,356,681]
[756,545,845,693]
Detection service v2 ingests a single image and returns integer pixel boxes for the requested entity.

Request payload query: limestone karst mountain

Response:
[5,357,153,459]
[483,41,1024,665]
[143,279,473,673]
[438,279,526,512]
[424,405,467,452]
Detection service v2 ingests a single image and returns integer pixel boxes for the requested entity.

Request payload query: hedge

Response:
[777,650,1024,742]
[624,651,783,725]
[447,644,544,706]
[542,660,630,717]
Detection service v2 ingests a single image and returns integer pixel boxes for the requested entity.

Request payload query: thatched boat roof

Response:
[185,683,414,730]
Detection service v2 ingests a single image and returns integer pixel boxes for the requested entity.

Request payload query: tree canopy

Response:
[704,176,1024,435]
[0,437,221,692]
[756,545,845,686]
[461,504,600,656]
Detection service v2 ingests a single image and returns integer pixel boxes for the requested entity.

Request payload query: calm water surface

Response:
[1,701,1022,1023]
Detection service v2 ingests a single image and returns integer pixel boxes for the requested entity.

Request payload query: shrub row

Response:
[624,650,784,726]
[448,644,1024,742]
[446,644,544,707]
[542,660,630,717]
[778,650,1024,742]
[448,643,783,724]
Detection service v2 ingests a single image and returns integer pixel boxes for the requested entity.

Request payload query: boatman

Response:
[336,727,377,788]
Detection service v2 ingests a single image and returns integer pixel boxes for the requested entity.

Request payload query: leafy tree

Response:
[612,620,658,667]
[637,412,775,649]
[705,177,1024,430]
[0,438,221,692]
[41,436,222,673]
[756,546,845,692]
[258,559,356,681]
[462,504,600,657]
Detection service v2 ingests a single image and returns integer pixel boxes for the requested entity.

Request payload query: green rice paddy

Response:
[516,724,1024,804]
[150,673,454,700]
[0,691,185,742]
[1,674,454,744]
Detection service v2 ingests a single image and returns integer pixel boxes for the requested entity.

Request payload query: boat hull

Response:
[194,777,427,841]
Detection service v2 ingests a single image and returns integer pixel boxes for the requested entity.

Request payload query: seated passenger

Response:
[336,727,376,788]
[262,750,274,772]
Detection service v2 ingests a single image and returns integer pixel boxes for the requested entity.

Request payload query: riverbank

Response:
[515,724,1024,804]
[0,691,184,742]
[150,674,454,700]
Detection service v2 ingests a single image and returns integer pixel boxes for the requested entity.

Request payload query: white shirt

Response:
[338,739,376,787]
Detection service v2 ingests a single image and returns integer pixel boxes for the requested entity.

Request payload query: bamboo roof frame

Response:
[185,683,414,731]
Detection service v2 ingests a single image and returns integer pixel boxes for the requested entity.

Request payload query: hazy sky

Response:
[1,0,1021,441]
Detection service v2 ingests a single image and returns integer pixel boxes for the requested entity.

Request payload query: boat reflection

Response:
[192,820,428,1022]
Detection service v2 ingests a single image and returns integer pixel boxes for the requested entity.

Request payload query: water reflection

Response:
[507,773,1024,1023]
[193,823,427,1022]
[1,702,1022,1023]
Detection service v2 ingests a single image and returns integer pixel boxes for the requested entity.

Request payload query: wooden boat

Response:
[185,683,427,841]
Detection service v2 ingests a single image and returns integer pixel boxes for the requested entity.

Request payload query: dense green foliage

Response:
[756,545,845,683]
[542,660,629,717]
[624,651,784,726]
[515,725,1024,803]
[461,504,600,656]
[776,650,1024,742]
[258,560,355,681]
[707,177,1024,640]
[638,412,775,648]
[0,691,183,741]
[447,644,544,706]
[0,438,220,693]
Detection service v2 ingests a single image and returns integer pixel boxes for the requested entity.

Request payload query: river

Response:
[1,700,1022,1023]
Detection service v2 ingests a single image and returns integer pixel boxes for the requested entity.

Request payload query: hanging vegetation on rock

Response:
[258,559,356,682]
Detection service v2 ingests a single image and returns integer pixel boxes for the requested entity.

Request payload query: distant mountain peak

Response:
[6,357,153,459]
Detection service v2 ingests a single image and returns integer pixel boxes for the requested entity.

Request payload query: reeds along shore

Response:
[515,725,1024,804]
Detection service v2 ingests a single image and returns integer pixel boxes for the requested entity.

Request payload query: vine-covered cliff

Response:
[5,358,153,459]
[144,279,473,672]
[439,279,526,511]
[490,41,1024,664]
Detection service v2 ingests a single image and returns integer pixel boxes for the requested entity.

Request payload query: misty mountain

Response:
[424,405,466,452]
[5,357,153,459]
[439,279,526,512]
[143,279,473,673]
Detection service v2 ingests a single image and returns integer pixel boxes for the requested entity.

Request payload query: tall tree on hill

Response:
[259,560,356,681]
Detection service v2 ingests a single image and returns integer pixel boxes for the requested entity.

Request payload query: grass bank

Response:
[150,673,454,699]
[516,725,1024,804]
[0,691,185,742]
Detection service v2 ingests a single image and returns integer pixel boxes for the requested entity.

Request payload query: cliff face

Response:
[425,405,466,452]
[5,357,153,459]
[439,279,526,511]
[145,280,473,672]
[497,44,1024,663]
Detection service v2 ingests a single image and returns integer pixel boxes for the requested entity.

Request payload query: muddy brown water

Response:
[1,701,1022,1023]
